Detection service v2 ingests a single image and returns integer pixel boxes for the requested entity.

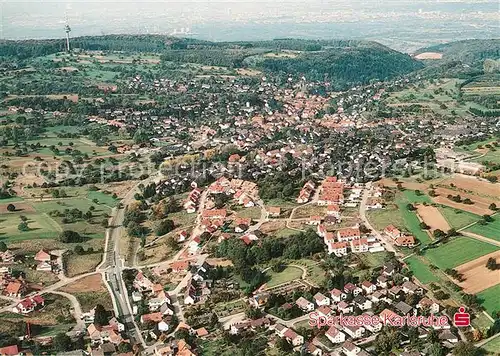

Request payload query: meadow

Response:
[423,237,499,270]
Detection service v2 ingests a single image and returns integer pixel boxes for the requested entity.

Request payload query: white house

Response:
[296,297,315,312]
[325,326,346,344]
[313,292,330,306]
[361,281,376,294]
[343,324,365,339]
[330,288,347,302]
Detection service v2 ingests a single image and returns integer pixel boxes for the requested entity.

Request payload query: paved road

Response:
[359,182,396,253]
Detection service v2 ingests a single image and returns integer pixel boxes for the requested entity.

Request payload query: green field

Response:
[32,198,110,239]
[404,255,439,284]
[32,198,111,214]
[465,217,500,242]
[265,266,303,288]
[481,334,500,355]
[437,206,481,230]
[396,193,433,245]
[0,213,60,241]
[423,237,500,270]
[403,190,432,204]
[366,205,406,232]
[478,284,500,318]
[87,191,119,207]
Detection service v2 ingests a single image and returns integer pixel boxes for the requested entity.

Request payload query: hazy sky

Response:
[1,0,499,50]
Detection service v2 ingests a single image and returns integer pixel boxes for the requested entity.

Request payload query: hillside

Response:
[0,35,423,90]
[415,39,500,63]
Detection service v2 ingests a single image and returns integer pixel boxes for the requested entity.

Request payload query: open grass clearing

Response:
[265,266,303,288]
[64,252,103,277]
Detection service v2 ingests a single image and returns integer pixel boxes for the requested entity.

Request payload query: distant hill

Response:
[415,39,500,63]
[0,34,423,89]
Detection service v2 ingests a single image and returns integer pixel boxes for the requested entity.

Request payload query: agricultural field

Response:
[464,217,500,242]
[416,204,450,232]
[423,237,499,270]
[395,193,433,245]
[437,206,481,230]
[404,255,439,284]
[478,284,500,318]
[455,251,500,294]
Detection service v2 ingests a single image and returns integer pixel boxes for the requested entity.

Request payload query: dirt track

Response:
[455,251,500,294]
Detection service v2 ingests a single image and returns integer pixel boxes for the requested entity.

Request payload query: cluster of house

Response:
[187,177,261,253]
[183,185,203,214]
[384,225,416,247]
[184,262,212,306]
[131,271,175,334]
[247,262,457,353]
[12,294,45,314]
[86,317,125,347]
[229,316,321,355]
[318,225,385,257]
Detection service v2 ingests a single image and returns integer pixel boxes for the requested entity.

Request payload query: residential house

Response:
[283,328,304,347]
[316,305,334,317]
[337,301,353,314]
[0,345,19,356]
[337,228,361,242]
[384,225,401,239]
[344,283,362,296]
[313,292,330,306]
[326,204,341,219]
[296,297,315,312]
[34,249,52,262]
[268,207,281,217]
[363,314,382,333]
[4,281,26,298]
[171,261,190,273]
[361,281,376,294]
[325,326,346,344]
[389,285,404,300]
[330,288,347,302]
[402,281,422,295]
[395,301,415,316]
[350,238,369,253]
[328,242,348,257]
[377,275,390,289]
[12,295,44,314]
[439,330,459,344]
[417,297,440,314]
[342,341,361,356]
[395,235,416,247]
[353,295,372,311]
[343,324,365,339]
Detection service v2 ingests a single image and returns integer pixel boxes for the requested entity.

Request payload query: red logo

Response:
[453,307,470,327]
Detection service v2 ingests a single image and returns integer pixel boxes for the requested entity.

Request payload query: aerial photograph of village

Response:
[0,0,498,355]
